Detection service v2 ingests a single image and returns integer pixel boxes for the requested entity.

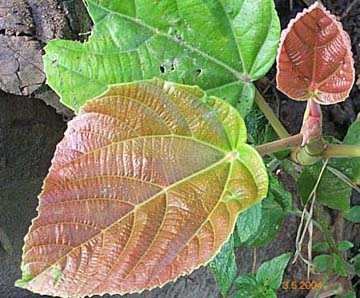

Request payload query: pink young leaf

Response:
[276,2,355,104]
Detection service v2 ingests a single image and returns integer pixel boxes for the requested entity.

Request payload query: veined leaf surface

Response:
[18,79,268,297]
[44,0,280,112]
[276,2,355,104]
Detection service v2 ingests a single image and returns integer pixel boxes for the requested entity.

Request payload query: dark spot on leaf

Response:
[159,65,166,74]
[195,68,203,77]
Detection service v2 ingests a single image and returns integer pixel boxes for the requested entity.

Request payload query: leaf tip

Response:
[15,264,33,289]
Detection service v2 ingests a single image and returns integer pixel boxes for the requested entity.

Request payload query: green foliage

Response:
[212,174,292,296]
[256,253,291,289]
[44,0,280,112]
[209,236,237,297]
[313,241,330,254]
[313,253,349,277]
[313,254,333,273]
[336,240,354,251]
[298,162,351,212]
[298,120,360,212]
[344,206,360,223]
[245,106,275,145]
[235,203,262,245]
[331,120,360,184]
[236,174,292,247]
[233,275,277,298]
[232,253,290,298]
[343,291,357,298]
[353,254,360,276]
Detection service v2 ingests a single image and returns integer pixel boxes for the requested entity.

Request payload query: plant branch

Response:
[256,133,303,156]
[254,89,290,139]
[322,144,360,159]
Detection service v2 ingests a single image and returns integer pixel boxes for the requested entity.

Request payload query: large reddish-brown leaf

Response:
[17,79,268,297]
[276,2,355,104]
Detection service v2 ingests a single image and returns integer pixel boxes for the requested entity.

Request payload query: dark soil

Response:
[0,1,359,298]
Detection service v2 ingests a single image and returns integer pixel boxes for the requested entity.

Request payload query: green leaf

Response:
[313,254,348,277]
[342,291,357,298]
[242,174,292,247]
[220,0,280,80]
[331,120,360,184]
[353,254,360,276]
[234,273,257,288]
[209,236,237,297]
[256,253,291,289]
[245,106,274,146]
[313,254,333,273]
[298,162,351,212]
[332,254,348,277]
[344,206,360,223]
[233,274,276,298]
[44,0,280,112]
[313,241,330,253]
[236,202,262,244]
[336,240,354,251]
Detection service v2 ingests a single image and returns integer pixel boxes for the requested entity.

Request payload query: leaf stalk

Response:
[254,89,290,139]
[256,133,303,156]
[322,144,360,159]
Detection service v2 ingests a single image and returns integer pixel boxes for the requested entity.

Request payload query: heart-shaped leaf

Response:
[44,0,280,112]
[276,2,355,104]
[17,79,268,297]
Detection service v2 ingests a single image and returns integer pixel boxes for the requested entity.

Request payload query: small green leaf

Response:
[337,240,354,251]
[313,254,333,273]
[233,274,276,298]
[245,106,279,147]
[232,285,276,298]
[353,254,360,276]
[298,162,351,212]
[15,264,33,288]
[332,254,348,277]
[236,202,262,244]
[209,236,237,297]
[235,83,255,118]
[256,253,291,289]
[313,241,330,253]
[242,174,292,247]
[313,254,348,277]
[234,273,257,288]
[344,206,360,223]
[342,291,357,298]
[331,120,360,184]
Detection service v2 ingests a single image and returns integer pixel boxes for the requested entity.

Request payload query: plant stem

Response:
[256,133,303,156]
[254,89,290,139]
[323,144,360,159]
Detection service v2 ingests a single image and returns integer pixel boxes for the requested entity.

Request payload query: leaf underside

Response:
[18,79,268,297]
[44,0,280,112]
[276,2,355,104]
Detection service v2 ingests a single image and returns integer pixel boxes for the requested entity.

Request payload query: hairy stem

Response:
[254,89,290,139]
[323,144,360,158]
[256,133,303,156]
